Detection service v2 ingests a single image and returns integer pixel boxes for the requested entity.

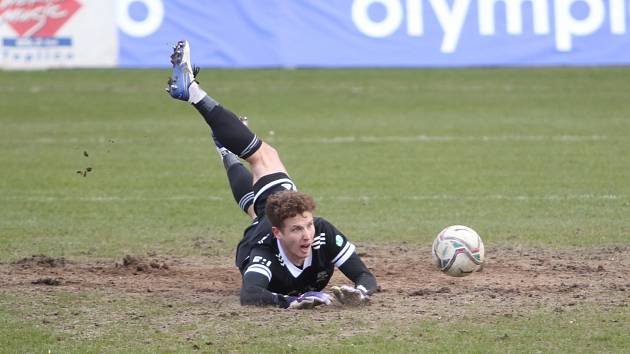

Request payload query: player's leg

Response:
[196,96,287,182]
[197,99,294,218]
[166,40,287,183]
[213,131,256,219]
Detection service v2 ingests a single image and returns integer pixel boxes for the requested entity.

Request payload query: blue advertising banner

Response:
[117,0,630,67]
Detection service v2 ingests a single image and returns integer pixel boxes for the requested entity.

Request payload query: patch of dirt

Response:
[118,255,170,273]
[1,253,241,297]
[14,255,68,268]
[1,245,629,319]
[31,277,63,286]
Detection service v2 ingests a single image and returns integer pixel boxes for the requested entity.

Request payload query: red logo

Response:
[0,0,81,37]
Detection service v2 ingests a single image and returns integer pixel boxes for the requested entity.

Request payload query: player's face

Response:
[273,211,315,265]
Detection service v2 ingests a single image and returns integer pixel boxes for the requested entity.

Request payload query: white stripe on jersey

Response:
[332,242,350,263]
[252,178,296,206]
[332,242,356,267]
[312,233,326,250]
[245,263,272,281]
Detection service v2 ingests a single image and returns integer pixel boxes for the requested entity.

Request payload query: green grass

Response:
[1,68,629,353]
[1,68,628,259]
[1,290,628,353]
[336,307,630,353]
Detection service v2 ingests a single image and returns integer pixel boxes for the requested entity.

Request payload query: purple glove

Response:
[287,291,332,309]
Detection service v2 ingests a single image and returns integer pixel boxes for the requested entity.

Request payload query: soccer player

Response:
[166,41,378,309]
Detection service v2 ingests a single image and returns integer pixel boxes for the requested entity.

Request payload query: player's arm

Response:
[338,253,378,295]
[240,251,292,308]
[333,249,378,306]
[240,271,291,308]
[322,219,378,297]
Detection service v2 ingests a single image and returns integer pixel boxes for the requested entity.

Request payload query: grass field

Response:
[1,67,629,353]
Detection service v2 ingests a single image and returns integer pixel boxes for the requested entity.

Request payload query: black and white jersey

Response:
[236,216,357,296]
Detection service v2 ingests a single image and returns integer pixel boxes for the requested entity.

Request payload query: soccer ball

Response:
[432,225,485,277]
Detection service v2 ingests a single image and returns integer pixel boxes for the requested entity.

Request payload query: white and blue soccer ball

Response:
[432,225,485,277]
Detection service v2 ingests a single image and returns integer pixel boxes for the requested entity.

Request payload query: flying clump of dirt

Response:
[76,150,93,177]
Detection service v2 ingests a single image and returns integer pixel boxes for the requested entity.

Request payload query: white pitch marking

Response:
[2,194,621,203]
[7,135,611,145]
[1,195,225,202]
[268,135,610,144]
[321,194,622,201]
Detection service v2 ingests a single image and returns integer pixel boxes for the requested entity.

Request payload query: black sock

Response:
[226,162,254,213]
[194,97,262,159]
[221,150,240,170]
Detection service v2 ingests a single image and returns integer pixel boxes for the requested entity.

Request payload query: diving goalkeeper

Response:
[166,40,378,309]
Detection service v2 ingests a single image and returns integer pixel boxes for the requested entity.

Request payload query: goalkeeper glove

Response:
[286,291,332,309]
[331,285,370,306]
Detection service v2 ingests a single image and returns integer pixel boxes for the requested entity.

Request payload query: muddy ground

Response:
[2,244,628,319]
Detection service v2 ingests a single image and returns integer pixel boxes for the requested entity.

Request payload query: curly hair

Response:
[265,191,316,228]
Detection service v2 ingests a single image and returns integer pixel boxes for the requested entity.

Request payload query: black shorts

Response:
[251,172,297,217]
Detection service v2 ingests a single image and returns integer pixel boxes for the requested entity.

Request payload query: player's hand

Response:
[331,285,370,306]
[287,291,333,309]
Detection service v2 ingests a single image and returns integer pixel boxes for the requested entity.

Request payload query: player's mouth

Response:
[299,244,311,254]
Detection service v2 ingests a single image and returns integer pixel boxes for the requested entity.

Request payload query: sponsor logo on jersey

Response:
[257,233,270,244]
[275,253,284,267]
[252,255,271,267]
[316,271,328,282]
[335,234,344,247]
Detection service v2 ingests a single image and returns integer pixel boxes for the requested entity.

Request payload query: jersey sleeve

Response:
[318,219,356,267]
[242,247,274,282]
[318,218,379,295]
[338,253,379,295]
[240,247,291,308]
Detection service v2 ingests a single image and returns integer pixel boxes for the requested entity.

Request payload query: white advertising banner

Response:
[0,0,117,69]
